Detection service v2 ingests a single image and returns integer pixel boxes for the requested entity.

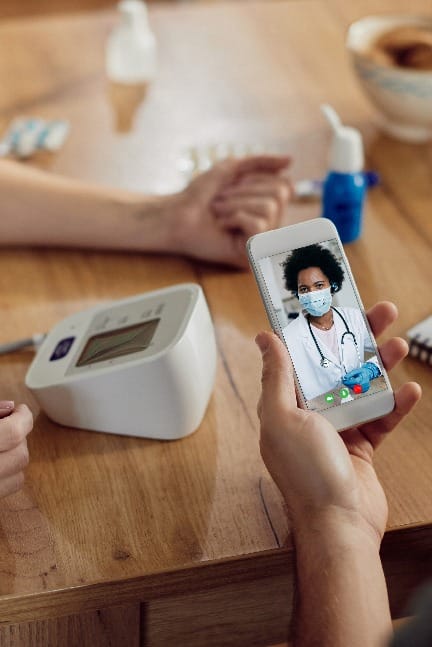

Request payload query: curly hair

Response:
[283,243,345,294]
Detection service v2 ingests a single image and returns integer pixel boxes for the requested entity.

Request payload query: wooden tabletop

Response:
[0,0,431,641]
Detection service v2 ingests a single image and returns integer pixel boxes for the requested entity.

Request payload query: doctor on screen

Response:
[281,244,381,402]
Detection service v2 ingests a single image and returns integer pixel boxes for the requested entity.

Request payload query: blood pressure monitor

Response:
[25,284,217,440]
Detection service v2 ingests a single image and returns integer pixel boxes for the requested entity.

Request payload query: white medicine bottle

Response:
[106,0,157,84]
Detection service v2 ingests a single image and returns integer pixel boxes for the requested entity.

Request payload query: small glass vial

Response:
[106,0,157,84]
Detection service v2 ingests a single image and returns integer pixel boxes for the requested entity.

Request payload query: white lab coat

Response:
[282,306,376,401]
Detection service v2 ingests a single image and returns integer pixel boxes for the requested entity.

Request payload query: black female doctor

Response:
[281,244,381,402]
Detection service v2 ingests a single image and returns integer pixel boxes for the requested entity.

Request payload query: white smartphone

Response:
[247,218,395,431]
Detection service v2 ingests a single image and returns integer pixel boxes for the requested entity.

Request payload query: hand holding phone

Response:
[247,218,395,431]
[255,324,421,533]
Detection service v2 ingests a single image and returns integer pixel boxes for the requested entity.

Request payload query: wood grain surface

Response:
[0,1,431,644]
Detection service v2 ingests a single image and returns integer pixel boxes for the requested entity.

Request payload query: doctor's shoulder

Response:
[337,305,370,341]
[337,305,364,325]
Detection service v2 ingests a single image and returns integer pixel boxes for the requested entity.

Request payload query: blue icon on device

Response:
[50,337,75,361]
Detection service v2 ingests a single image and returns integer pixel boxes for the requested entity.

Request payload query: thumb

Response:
[204,155,291,192]
[216,155,291,188]
[189,155,292,203]
[233,155,291,177]
[255,331,297,411]
[0,400,14,419]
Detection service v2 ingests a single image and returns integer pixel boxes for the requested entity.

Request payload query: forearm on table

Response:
[292,510,392,647]
[0,160,177,252]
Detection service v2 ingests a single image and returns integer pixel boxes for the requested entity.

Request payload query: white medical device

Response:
[25,284,217,440]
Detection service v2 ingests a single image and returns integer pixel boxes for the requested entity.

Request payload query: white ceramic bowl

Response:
[347,14,432,142]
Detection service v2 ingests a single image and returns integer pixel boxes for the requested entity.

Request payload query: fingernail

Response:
[255,333,269,353]
[0,400,14,410]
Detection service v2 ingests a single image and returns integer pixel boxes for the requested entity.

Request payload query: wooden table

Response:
[0,1,432,645]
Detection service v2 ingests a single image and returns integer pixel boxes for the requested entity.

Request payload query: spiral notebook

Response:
[407,315,432,366]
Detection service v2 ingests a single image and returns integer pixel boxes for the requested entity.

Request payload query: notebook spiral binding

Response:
[407,315,432,366]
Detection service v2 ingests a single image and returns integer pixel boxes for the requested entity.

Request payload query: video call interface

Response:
[258,238,388,411]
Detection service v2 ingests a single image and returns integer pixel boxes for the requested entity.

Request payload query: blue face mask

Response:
[298,287,332,317]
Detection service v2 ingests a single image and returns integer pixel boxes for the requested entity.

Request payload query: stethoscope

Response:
[306,306,362,373]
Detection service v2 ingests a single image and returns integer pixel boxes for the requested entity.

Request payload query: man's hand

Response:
[256,302,421,542]
[169,156,291,267]
[0,401,32,499]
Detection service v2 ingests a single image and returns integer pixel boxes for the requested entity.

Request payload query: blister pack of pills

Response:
[0,117,70,159]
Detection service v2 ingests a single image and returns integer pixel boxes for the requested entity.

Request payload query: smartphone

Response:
[247,218,395,431]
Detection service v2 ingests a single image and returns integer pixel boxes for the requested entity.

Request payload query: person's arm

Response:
[0,401,32,498]
[255,302,421,647]
[0,156,291,267]
[294,511,391,647]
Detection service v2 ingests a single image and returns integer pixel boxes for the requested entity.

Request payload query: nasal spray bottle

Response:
[321,105,366,243]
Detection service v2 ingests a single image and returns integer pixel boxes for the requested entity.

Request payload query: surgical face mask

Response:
[298,287,332,317]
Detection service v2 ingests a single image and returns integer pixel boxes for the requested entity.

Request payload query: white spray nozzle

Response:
[321,104,342,132]
[321,104,364,174]
[119,0,147,15]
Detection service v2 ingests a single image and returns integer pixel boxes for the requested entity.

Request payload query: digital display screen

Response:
[258,239,388,412]
[76,319,160,367]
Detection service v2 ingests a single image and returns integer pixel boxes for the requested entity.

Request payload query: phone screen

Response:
[257,237,389,412]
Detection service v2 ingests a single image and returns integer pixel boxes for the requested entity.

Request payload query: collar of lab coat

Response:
[297,309,346,366]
